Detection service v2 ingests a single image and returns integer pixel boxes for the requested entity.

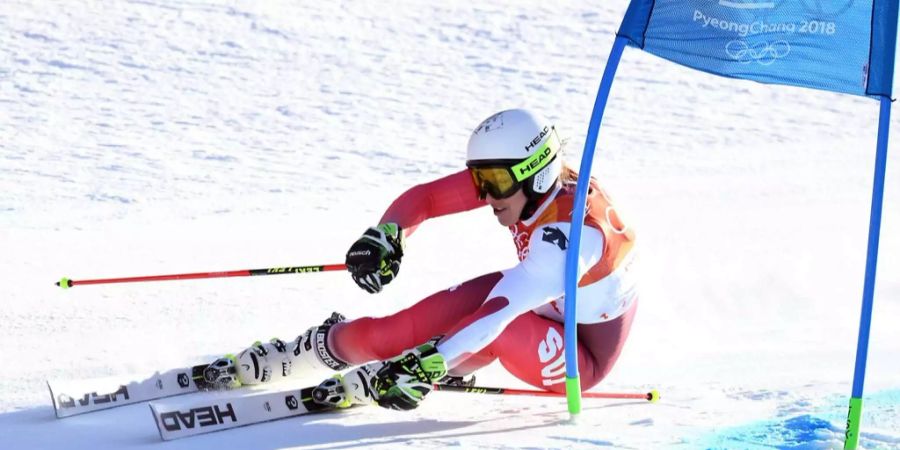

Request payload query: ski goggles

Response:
[468,165,522,200]
[466,129,560,200]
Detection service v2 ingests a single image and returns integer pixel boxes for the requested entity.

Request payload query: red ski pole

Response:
[56,264,347,289]
[433,383,660,402]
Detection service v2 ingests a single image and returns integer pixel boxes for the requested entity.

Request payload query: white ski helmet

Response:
[466,108,562,200]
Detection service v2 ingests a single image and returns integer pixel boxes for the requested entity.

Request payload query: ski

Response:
[149,384,342,440]
[48,364,209,418]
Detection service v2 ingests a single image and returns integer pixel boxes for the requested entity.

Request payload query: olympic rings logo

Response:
[725,40,790,65]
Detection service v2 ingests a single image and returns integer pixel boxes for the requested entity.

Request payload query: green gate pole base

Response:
[844,397,862,449]
[566,376,582,416]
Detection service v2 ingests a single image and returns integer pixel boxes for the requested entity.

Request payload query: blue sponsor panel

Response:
[618,0,896,97]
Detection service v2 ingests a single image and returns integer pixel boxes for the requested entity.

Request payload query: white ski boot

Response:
[204,312,349,388]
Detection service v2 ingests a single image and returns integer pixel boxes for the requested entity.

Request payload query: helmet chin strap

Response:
[519,180,559,221]
[519,198,539,221]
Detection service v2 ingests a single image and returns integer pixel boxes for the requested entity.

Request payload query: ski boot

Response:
[204,312,349,389]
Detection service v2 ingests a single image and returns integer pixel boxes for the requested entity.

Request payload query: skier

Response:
[205,108,639,411]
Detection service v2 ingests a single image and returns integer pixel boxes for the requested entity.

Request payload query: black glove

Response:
[345,223,404,293]
[370,342,447,410]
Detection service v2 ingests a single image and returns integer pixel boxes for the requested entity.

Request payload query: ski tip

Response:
[148,403,168,441]
[46,380,62,419]
[647,389,660,403]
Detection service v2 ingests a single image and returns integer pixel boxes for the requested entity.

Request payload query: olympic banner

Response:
[617,1,898,97]
[565,2,897,448]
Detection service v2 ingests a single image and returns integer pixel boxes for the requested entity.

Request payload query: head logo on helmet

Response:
[514,144,554,181]
[525,126,550,151]
[466,109,563,200]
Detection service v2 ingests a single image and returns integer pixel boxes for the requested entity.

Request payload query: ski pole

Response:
[56,264,347,289]
[433,384,660,402]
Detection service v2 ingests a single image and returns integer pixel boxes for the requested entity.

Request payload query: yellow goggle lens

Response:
[469,166,520,199]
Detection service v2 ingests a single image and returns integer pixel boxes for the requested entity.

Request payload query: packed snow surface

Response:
[1,0,899,448]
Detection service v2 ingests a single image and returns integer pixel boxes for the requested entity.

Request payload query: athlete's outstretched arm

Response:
[379,169,484,236]
[436,222,606,367]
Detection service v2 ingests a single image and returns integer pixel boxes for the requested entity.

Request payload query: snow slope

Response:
[1,0,899,448]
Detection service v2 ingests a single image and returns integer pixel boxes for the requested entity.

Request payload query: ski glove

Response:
[312,341,448,411]
[345,223,404,293]
[370,343,448,410]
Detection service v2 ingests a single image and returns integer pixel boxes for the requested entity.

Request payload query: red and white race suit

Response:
[330,169,638,391]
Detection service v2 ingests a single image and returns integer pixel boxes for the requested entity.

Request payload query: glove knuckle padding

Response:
[347,223,404,292]
[372,343,446,410]
[321,342,445,410]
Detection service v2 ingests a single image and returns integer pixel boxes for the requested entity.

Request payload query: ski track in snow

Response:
[2,0,900,448]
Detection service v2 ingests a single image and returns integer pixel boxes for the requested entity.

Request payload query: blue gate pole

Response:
[564,35,628,416]
[844,96,892,449]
